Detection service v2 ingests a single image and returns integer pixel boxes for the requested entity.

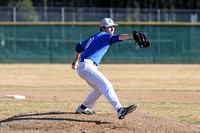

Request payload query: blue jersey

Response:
[75,31,122,66]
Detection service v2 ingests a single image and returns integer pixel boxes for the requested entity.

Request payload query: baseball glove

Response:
[133,31,150,48]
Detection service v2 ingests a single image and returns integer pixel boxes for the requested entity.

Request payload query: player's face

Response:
[105,26,115,34]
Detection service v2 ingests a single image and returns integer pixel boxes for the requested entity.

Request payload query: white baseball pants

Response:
[77,59,122,112]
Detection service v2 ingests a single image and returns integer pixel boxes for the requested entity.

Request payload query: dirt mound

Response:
[0,111,199,133]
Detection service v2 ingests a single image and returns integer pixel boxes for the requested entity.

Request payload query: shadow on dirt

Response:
[0,112,112,125]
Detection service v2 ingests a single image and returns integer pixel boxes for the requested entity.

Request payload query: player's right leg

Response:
[76,106,96,115]
[81,81,102,109]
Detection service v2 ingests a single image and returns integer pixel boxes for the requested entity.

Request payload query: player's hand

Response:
[72,61,78,70]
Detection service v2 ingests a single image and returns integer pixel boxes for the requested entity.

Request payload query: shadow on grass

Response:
[0,112,112,125]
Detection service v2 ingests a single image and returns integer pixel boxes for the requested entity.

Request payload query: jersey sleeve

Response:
[75,42,84,53]
[75,38,90,53]
[109,35,123,45]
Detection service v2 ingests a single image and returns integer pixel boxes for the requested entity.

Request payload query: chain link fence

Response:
[0,6,200,22]
[0,6,200,63]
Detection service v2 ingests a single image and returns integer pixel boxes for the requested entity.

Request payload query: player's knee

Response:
[98,92,102,97]
[95,90,102,96]
[105,82,113,89]
[98,81,113,91]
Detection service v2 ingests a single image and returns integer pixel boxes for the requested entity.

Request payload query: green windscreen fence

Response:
[0,24,200,64]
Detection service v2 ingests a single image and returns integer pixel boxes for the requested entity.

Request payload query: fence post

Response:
[46,32,52,63]
[165,13,168,22]
[13,7,16,22]
[61,7,65,22]
[173,14,176,22]
[191,13,198,22]
[157,9,160,22]
[109,8,113,19]
[148,13,151,22]
[72,9,76,22]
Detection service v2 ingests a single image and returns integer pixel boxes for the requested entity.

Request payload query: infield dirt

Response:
[0,64,200,132]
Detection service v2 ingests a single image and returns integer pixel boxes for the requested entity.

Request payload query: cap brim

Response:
[105,24,118,27]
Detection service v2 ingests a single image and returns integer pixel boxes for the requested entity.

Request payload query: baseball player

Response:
[72,18,149,119]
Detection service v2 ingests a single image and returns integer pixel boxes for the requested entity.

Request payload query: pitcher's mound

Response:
[0,111,199,132]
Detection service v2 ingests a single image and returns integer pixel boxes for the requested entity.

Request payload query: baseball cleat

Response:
[76,106,96,115]
[118,104,137,119]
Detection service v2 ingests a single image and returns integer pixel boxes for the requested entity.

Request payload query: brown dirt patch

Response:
[1,111,199,133]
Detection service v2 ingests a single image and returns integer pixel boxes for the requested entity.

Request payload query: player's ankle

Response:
[80,104,87,109]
